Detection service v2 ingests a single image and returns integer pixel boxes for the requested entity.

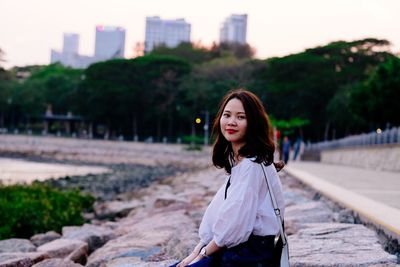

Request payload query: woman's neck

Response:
[231,142,245,164]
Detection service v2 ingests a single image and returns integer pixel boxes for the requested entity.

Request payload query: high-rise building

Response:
[219,14,248,44]
[63,33,79,55]
[145,16,191,53]
[94,25,126,60]
[50,33,97,68]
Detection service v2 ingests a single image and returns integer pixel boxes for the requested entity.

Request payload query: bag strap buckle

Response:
[274,208,281,216]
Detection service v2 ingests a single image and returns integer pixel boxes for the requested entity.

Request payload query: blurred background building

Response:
[219,14,247,44]
[144,16,191,53]
[94,25,126,60]
[50,33,95,68]
[50,26,126,68]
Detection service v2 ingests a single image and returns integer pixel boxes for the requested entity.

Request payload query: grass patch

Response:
[0,183,94,239]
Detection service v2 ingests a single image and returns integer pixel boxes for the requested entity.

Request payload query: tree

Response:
[81,56,191,140]
[350,57,400,129]
[257,38,396,140]
[149,42,213,65]
[210,42,256,59]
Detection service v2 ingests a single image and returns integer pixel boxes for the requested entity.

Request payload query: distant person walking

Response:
[170,89,287,267]
[282,136,291,164]
[293,137,302,161]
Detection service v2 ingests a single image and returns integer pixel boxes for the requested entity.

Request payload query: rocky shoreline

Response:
[0,135,398,266]
[38,163,191,202]
[0,165,398,266]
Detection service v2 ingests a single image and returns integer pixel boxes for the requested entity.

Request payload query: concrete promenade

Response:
[285,161,400,241]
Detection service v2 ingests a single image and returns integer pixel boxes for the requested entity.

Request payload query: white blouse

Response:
[198,157,285,248]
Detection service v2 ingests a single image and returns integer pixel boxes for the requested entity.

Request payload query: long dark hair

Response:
[211,88,284,174]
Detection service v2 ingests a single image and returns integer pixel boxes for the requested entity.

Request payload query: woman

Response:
[171,89,286,267]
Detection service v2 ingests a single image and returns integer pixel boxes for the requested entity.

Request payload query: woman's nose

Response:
[227,117,236,125]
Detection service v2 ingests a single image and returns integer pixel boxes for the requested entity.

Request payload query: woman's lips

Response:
[226,129,237,134]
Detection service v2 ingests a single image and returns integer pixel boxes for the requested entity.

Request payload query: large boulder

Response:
[285,201,334,224]
[289,223,398,266]
[37,239,88,265]
[104,256,176,267]
[31,258,83,267]
[30,231,61,247]
[86,209,196,267]
[0,239,36,253]
[62,224,116,252]
[93,200,144,219]
[0,252,49,267]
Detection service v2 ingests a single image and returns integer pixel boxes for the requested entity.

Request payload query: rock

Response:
[104,256,177,267]
[284,220,299,235]
[152,195,191,213]
[94,200,144,219]
[285,201,334,224]
[62,224,116,252]
[32,258,83,267]
[335,208,356,223]
[0,239,36,253]
[289,223,398,266]
[0,252,49,267]
[37,239,88,264]
[31,231,61,247]
[86,210,196,267]
[0,256,32,267]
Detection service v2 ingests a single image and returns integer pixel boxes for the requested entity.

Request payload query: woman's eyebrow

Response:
[223,110,245,114]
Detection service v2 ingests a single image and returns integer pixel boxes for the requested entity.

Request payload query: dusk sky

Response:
[1,0,399,69]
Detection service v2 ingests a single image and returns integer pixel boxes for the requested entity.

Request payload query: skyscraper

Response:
[51,33,91,68]
[94,26,126,60]
[220,14,248,44]
[144,16,191,53]
[62,33,79,55]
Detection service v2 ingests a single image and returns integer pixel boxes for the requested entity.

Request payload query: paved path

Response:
[284,161,400,240]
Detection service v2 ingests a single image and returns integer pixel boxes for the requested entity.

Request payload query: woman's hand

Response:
[176,251,198,267]
[188,255,204,265]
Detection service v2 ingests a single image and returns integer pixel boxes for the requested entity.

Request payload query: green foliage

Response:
[81,55,191,140]
[9,64,83,125]
[259,38,395,140]
[350,57,400,127]
[210,42,256,59]
[0,184,94,239]
[3,39,399,142]
[271,117,310,129]
[182,135,204,151]
[150,42,213,65]
[182,135,204,144]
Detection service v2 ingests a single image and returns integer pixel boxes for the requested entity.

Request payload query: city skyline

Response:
[1,0,400,69]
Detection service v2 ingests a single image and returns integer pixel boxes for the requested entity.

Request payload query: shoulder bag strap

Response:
[260,163,287,246]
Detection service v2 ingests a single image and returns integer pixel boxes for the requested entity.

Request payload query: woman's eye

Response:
[223,114,229,117]
[238,116,246,120]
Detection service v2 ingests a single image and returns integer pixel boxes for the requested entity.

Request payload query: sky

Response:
[1,0,399,69]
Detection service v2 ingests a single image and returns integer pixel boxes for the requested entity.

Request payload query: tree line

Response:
[0,39,399,142]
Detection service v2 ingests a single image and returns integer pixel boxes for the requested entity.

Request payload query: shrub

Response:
[0,184,94,239]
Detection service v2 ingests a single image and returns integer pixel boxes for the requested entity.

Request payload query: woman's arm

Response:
[188,240,222,265]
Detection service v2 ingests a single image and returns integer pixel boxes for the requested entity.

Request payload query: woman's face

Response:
[220,98,247,146]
